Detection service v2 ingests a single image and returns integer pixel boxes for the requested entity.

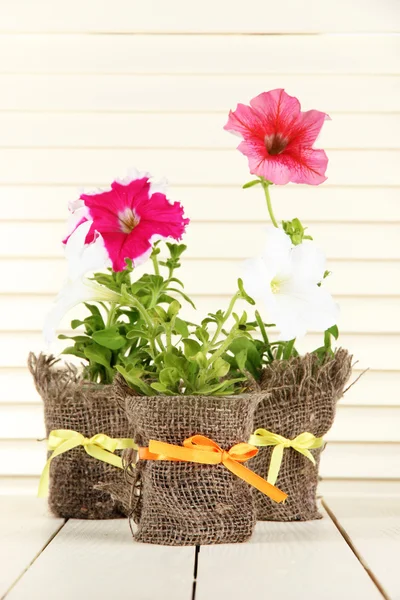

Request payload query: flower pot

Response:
[115,379,263,546]
[28,353,131,519]
[250,349,352,521]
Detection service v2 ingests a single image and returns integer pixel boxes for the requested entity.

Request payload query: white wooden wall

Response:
[0,0,399,495]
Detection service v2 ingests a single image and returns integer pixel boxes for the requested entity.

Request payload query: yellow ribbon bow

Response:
[38,429,137,498]
[248,429,324,486]
[139,434,288,504]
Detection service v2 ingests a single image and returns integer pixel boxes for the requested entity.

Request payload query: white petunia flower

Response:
[64,219,110,281]
[243,227,339,341]
[43,221,116,345]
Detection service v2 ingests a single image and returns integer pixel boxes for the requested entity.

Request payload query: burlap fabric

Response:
[114,378,262,546]
[28,353,131,519]
[249,349,352,521]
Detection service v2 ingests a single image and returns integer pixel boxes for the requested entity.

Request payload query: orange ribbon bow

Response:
[139,435,287,504]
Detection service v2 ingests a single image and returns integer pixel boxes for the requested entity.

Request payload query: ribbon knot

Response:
[249,428,324,485]
[38,429,137,498]
[139,434,287,504]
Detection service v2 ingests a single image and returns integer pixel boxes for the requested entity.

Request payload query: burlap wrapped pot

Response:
[114,378,263,546]
[249,349,352,521]
[28,353,131,519]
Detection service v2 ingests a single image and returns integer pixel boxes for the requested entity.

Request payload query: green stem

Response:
[262,182,278,228]
[106,303,117,327]
[151,252,160,276]
[209,291,240,347]
[208,329,240,366]
[156,335,166,352]
[126,294,153,329]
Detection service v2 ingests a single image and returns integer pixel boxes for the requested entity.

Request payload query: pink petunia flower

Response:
[66,172,189,271]
[224,88,330,185]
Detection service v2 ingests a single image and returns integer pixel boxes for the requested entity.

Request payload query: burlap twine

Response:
[113,377,263,546]
[28,353,132,519]
[249,349,352,521]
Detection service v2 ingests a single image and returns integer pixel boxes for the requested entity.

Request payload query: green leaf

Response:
[326,325,339,340]
[182,338,202,358]
[126,327,151,340]
[193,352,208,369]
[92,326,126,350]
[211,357,230,379]
[115,366,154,395]
[150,382,173,395]
[226,337,262,379]
[83,303,103,318]
[235,349,248,372]
[237,278,255,305]
[282,339,296,360]
[58,334,90,343]
[197,377,246,396]
[153,306,168,321]
[167,300,181,319]
[159,367,180,389]
[173,317,189,338]
[242,179,261,189]
[84,343,112,370]
[71,319,85,330]
[165,288,196,309]
[61,346,86,359]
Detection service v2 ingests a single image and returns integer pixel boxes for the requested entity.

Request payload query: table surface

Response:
[0,495,399,600]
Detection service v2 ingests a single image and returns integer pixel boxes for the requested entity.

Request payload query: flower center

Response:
[270,278,281,294]
[118,208,140,234]
[264,133,288,156]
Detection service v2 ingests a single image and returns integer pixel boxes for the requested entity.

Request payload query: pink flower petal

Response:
[286,148,329,185]
[224,88,329,185]
[287,109,330,149]
[250,89,301,137]
[77,174,189,272]
[223,103,265,139]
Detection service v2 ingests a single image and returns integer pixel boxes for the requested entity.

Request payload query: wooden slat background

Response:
[0,0,399,493]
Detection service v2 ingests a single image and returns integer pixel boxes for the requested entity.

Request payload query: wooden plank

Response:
[1,439,399,479]
[0,477,39,495]
[324,497,400,600]
[1,34,398,74]
[341,370,400,406]
[319,479,400,497]
[320,443,400,479]
[1,221,400,260]
[1,149,399,186]
[0,0,397,33]
[196,507,382,600]
[1,366,395,406]
[0,329,399,370]
[0,496,64,598]
[1,294,398,335]
[1,112,399,150]
[6,518,195,600]
[2,403,400,442]
[1,258,399,296]
[0,75,398,112]
[1,185,399,223]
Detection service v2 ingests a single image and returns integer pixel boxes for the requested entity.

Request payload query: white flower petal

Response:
[116,167,149,186]
[150,177,169,196]
[243,257,275,301]
[43,279,121,345]
[301,284,339,332]
[291,240,327,284]
[65,220,110,281]
[262,227,293,278]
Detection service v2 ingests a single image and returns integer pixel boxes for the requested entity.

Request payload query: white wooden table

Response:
[0,496,398,600]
